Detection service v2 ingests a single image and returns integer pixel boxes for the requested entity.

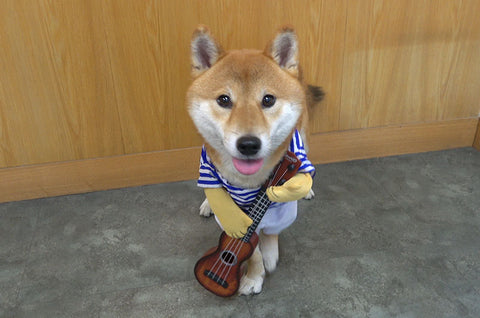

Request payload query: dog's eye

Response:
[262,94,276,108]
[216,95,232,108]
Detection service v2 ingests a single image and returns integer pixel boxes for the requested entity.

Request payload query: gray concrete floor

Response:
[1,148,479,318]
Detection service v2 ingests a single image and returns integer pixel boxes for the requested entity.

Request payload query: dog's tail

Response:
[306,85,325,108]
[299,85,324,154]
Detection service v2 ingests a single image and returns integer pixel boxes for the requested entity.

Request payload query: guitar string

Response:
[215,194,268,284]
[209,165,290,285]
[208,165,281,281]
[208,191,268,284]
[208,234,241,281]
[207,184,272,279]
[218,171,287,282]
[245,165,289,228]
[219,192,272,279]
[207,192,266,279]
[210,193,268,284]
[216,167,287,284]
[213,167,290,284]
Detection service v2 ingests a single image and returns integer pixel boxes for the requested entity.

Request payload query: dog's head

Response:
[186,26,306,187]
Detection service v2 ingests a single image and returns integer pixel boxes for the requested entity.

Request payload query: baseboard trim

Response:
[0,118,478,203]
[0,147,201,203]
[473,118,480,151]
[308,118,478,163]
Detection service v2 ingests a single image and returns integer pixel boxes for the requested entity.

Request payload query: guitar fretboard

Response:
[241,189,272,242]
[238,150,300,243]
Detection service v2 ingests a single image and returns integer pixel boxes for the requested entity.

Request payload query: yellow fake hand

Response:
[204,188,253,239]
[266,173,313,203]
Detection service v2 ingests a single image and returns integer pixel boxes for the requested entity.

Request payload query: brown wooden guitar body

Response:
[194,231,259,297]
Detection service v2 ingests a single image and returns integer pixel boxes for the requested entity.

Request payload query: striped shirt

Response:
[197,129,315,211]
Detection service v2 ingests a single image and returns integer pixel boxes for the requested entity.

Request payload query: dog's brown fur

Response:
[187,25,323,295]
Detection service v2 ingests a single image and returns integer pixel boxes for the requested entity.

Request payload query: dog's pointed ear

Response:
[265,26,299,77]
[191,25,223,77]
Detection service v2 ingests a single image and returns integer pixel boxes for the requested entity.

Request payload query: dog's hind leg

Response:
[259,232,279,273]
[304,188,315,200]
[199,197,213,217]
[238,246,265,295]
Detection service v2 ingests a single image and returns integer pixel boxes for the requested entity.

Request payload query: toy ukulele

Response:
[194,151,301,297]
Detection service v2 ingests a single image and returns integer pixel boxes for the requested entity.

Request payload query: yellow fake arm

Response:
[266,173,313,203]
[204,187,253,239]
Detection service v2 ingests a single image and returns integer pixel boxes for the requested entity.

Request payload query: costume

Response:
[197,129,315,234]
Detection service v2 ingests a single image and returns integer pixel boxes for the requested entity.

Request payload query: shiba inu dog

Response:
[187,25,323,295]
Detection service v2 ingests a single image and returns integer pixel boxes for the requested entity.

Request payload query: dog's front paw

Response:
[304,188,315,200]
[199,198,213,217]
[238,274,264,295]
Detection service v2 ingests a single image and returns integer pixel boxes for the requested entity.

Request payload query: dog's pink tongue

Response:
[232,158,264,175]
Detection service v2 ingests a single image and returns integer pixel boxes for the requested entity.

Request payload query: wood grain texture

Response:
[340,0,480,130]
[1,119,477,203]
[0,0,479,174]
[473,119,480,151]
[0,0,346,167]
[0,1,124,167]
[308,118,478,164]
[0,147,201,203]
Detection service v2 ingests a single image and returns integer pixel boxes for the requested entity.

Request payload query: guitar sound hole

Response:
[220,250,237,265]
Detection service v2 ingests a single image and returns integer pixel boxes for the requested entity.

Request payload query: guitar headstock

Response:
[264,151,301,188]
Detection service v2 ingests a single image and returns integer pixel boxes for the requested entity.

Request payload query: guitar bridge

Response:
[204,270,229,289]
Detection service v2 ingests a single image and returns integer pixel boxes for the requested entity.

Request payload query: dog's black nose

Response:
[236,136,261,156]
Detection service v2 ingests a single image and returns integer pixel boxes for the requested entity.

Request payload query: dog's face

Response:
[186,26,306,188]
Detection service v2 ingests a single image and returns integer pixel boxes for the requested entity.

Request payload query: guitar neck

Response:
[241,189,272,242]
[239,150,301,243]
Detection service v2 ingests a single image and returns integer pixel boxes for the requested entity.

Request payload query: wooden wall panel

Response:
[340,0,480,131]
[0,146,202,203]
[170,0,347,135]
[474,119,480,151]
[2,118,476,204]
[0,0,346,168]
[309,118,478,164]
[0,1,80,167]
[100,0,187,153]
[0,1,125,167]
[0,0,479,176]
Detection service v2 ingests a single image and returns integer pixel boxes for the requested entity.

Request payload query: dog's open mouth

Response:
[232,158,264,175]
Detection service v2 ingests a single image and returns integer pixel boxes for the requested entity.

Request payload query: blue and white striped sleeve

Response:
[289,130,316,177]
[197,146,223,188]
